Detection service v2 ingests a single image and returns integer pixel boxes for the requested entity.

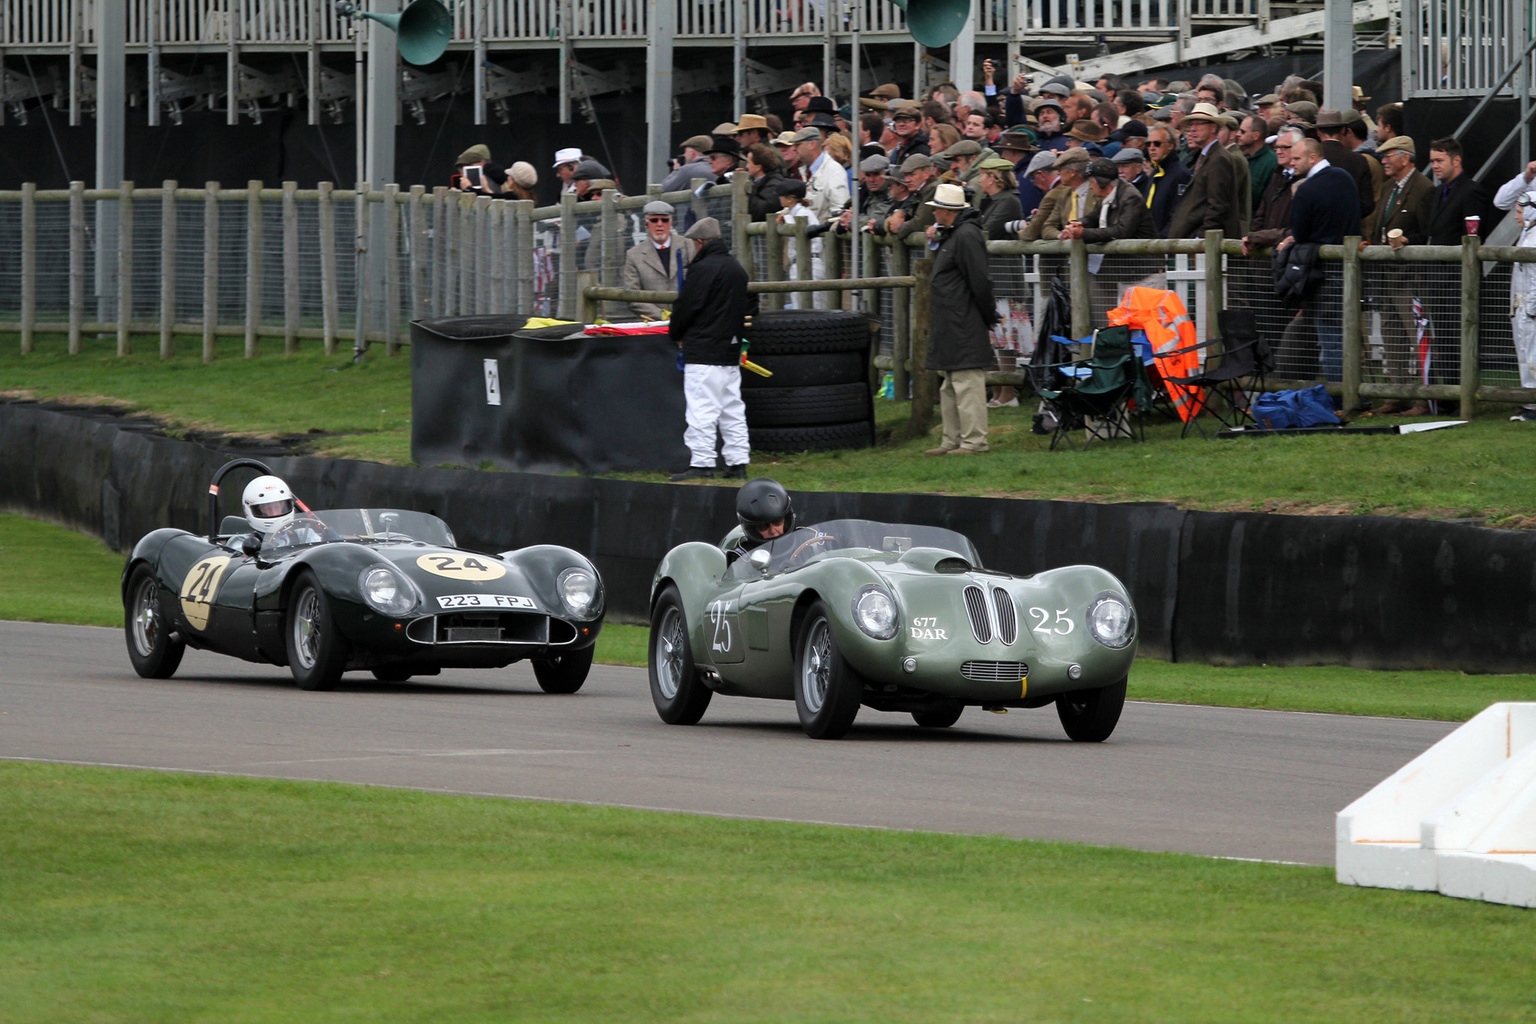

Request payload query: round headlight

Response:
[360,565,417,617]
[853,586,898,640]
[558,567,601,618]
[1087,592,1136,650]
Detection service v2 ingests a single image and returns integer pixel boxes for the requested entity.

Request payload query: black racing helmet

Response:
[736,478,795,539]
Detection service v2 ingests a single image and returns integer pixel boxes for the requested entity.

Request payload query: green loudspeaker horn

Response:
[335,0,453,66]
[890,0,972,48]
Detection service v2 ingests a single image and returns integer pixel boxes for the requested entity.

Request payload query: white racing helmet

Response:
[242,475,297,535]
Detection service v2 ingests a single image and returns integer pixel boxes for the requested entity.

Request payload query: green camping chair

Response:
[1037,325,1144,451]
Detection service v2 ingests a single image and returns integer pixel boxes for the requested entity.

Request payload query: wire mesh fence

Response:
[2,179,1533,410]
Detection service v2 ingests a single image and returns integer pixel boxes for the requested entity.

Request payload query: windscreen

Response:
[261,508,455,553]
[757,519,977,573]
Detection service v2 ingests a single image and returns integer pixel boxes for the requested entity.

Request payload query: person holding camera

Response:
[453,144,505,194]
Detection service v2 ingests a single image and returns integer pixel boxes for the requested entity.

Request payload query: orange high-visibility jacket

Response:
[1108,287,1202,421]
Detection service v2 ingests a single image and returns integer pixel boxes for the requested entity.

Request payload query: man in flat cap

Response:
[860,82,902,110]
[454,144,505,194]
[661,135,716,193]
[1036,147,1094,240]
[938,138,988,207]
[792,126,850,222]
[621,201,694,320]
[886,153,941,240]
[1316,109,1377,230]
[1166,102,1244,238]
[1362,135,1437,413]
[888,102,932,166]
[669,218,757,481]
[841,153,895,234]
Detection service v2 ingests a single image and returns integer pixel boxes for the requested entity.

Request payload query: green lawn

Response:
[9,512,1536,722]
[5,332,1536,526]
[2,762,1532,1024]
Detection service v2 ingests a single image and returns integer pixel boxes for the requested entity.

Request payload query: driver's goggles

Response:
[251,499,294,518]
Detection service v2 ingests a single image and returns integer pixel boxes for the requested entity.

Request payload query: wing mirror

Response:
[747,548,771,572]
[240,534,263,558]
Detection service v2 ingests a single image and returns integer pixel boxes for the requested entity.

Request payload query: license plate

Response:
[437,593,536,610]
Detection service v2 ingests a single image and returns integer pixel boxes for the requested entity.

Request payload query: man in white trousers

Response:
[668,217,758,480]
[1495,160,1536,421]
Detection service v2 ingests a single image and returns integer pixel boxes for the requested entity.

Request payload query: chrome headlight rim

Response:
[557,566,602,618]
[359,564,421,618]
[852,584,899,641]
[1087,591,1136,650]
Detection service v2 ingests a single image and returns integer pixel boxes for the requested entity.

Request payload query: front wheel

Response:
[649,587,712,725]
[1056,677,1127,742]
[794,603,863,739]
[533,645,593,694]
[124,565,185,679]
[286,572,350,691]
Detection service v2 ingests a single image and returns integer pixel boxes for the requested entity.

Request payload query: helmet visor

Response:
[251,499,294,519]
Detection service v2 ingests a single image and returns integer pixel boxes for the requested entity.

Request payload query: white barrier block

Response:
[1338,703,1536,907]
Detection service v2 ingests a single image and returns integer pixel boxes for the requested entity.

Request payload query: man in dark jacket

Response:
[1316,110,1376,227]
[1279,139,1362,386]
[923,183,1000,455]
[1366,135,1438,412]
[668,218,759,480]
[1166,102,1244,239]
[1144,124,1192,235]
[1422,136,1493,401]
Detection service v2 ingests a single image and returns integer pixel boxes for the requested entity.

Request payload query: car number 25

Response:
[1028,607,1074,635]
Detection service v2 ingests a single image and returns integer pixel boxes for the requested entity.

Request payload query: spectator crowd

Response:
[452,66,1536,427]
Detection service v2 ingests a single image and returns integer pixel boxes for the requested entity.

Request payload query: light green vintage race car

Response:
[647,518,1137,740]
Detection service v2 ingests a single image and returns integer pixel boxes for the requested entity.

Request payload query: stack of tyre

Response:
[742,309,878,453]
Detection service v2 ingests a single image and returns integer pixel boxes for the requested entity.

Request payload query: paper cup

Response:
[1465,215,1480,235]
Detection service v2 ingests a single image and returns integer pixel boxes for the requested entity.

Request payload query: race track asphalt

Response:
[1,620,1454,866]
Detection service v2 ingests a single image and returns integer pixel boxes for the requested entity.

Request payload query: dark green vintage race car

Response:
[122,460,604,691]
[648,518,1137,740]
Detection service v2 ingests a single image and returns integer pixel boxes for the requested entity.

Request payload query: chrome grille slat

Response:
[961,660,1029,682]
[963,585,991,643]
[992,587,1017,645]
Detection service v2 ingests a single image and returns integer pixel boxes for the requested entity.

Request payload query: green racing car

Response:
[647,513,1137,740]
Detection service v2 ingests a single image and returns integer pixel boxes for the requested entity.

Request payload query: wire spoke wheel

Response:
[291,587,322,671]
[793,604,861,739]
[647,585,711,725]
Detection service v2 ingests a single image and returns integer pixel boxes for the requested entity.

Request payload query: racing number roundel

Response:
[415,552,506,582]
[179,555,232,631]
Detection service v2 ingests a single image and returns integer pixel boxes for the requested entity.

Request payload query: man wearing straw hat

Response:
[922,182,1000,456]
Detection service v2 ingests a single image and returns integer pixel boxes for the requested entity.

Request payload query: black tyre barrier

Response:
[744,309,877,356]
[743,383,873,428]
[7,397,1536,671]
[751,421,876,453]
[741,349,868,389]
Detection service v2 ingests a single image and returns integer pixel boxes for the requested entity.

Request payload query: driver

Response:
[242,475,324,548]
[731,478,795,559]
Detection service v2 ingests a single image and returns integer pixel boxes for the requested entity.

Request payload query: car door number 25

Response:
[707,599,734,653]
[1028,607,1074,635]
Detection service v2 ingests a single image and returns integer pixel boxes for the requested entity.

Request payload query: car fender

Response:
[495,544,604,618]
[651,542,729,654]
[121,528,192,601]
[772,556,894,674]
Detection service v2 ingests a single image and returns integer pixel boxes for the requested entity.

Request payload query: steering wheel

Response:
[785,532,834,565]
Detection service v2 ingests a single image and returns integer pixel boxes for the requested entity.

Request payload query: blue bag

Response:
[1251,384,1339,430]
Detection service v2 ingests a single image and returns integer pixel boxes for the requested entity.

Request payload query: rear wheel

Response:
[794,603,863,739]
[649,586,712,724]
[912,701,964,728]
[533,645,594,694]
[1056,677,1128,742]
[124,565,185,679]
[286,572,349,691]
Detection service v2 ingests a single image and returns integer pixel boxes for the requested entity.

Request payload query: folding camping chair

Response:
[1157,309,1275,438]
[1036,326,1143,450]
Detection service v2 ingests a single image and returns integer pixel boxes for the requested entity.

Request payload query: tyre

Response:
[746,310,876,356]
[648,586,712,725]
[743,383,873,428]
[741,349,868,389]
[912,701,964,728]
[286,572,350,691]
[751,421,875,453]
[371,666,413,683]
[533,645,594,694]
[794,602,863,739]
[124,564,185,679]
[1056,677,1128,742]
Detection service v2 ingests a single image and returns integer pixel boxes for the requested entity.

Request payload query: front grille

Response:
[992,588,1017,645]
[408,611,551,645]
[963,585,991,643]
[961,660,1030,682]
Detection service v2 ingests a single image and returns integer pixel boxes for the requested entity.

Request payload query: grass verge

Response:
[8,513,1536,722]
[3,761,1533,1024]
[5,332,1536,525]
